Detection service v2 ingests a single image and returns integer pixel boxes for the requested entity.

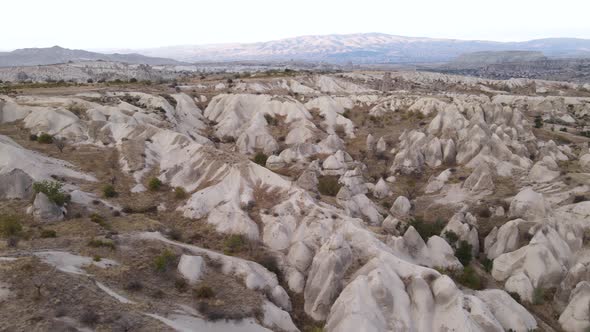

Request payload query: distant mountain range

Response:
[0,46,182,67]
[134,33,590,64]
[2,34,590,67]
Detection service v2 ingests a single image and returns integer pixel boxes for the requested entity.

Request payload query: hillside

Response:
[0,46,183,67]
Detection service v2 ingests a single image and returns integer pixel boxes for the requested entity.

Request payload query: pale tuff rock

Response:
[508,187,552,221]
[0,168,33,199]
[491,225,572,289]
[390,195,411,219]
[177,255,205,284]
[304,234,352,321]
[387,226,462,270]
[474,289,537,331]
[425,169,452,194]
[32,192,64,222]
[338,167,367,195]
[372,178,391,199]
[366,134,375,151]
[305,96,355,138]
[505,272,535,303]
[322,150,354,175]
[555,263,590,310]
[441,212,479,257]
[337,191,384,226]
[559,282,590,332]
[376,137,387,153]
[580,153,590,172]
[484,218,537,260]
[527,155,560,183]
[462,163,495,193]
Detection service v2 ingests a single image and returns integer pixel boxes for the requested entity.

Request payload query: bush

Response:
[533,287,545,305]
[89,213,109,229]
[40,229,57,238]
[443,230,459,246]
[33,180,68,206]
[102,184,117,198]
[80,308,100,326]
[0,215,22,238]
[264,114,278,126]
[194,285,214,299]
[457,266,482,289]
[334,124,346,137]
[37,133,53,144]
[223,234,245,254]
[174,187,188,199]
[481,257,493,273]
[455,240,473,266]
[154,249,176,272]
[408,218,444,241]
[148,177,162,191]
[252,152,268,166]
[560,127,568,132]
[477,208,491,218]
[318,176,341,196]
[534,116,543,128]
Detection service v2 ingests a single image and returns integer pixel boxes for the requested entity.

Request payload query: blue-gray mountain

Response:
[134,33,590,64]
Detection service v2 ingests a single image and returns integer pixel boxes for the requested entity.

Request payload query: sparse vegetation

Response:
[456,266,482,290]
[253,152,268,166]
[102,184,117,198]
[534,115,543,128]
[533,287,546,305]
[37,133,53,144]
[174,187,188,199]
[0,215,22,238]
[455,240,473,266]
[264,113,278,126]
[33,180,69,206]
[223,234,246,254]
[408,217,445,241]
[317,176,341,196]
[148,177,162,191]
[194,285,215,299]
[40,229,57,238]
[154,249,176,272]
[87,238,115,250]
[481,257,493,273]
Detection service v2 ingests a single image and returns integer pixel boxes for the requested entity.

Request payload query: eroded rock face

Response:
[559,282,590,332]
[32,192,64,222]
[177,255,205,284]
[0,168,33,199]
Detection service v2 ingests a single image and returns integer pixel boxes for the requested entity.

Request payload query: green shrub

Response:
[102,184,117,198]
[455,240,473,266]
[40,229,57,238]
[174,187,188,199]
[318,176,341,196]
[444,230,459,246]
[148,177,162,191]
[0,215,22,238]
[481,257,493,273]
[533,287,545,305]
[37,133,53,144]
[264,114,278,126]
[154,249,176,272]
[33,180,68,206]
[223,234,245,254]
[253,152,268,166]
[534,116,543,128]
[408,217,445,241]
[457,266,482,290]
[194,285,214,299]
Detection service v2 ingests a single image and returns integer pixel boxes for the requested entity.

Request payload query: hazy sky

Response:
[2,0,588,50]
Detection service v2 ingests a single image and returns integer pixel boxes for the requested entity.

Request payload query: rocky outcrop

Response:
[32,192,64,222]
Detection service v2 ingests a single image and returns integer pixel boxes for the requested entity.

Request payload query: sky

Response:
[1,0,588,51]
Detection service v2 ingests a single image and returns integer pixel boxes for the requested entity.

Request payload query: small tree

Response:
[174,187,188,199]
[455,240,473,266]
[54,137,66,153]
[148,177,162,191]
[33,180,68,206]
